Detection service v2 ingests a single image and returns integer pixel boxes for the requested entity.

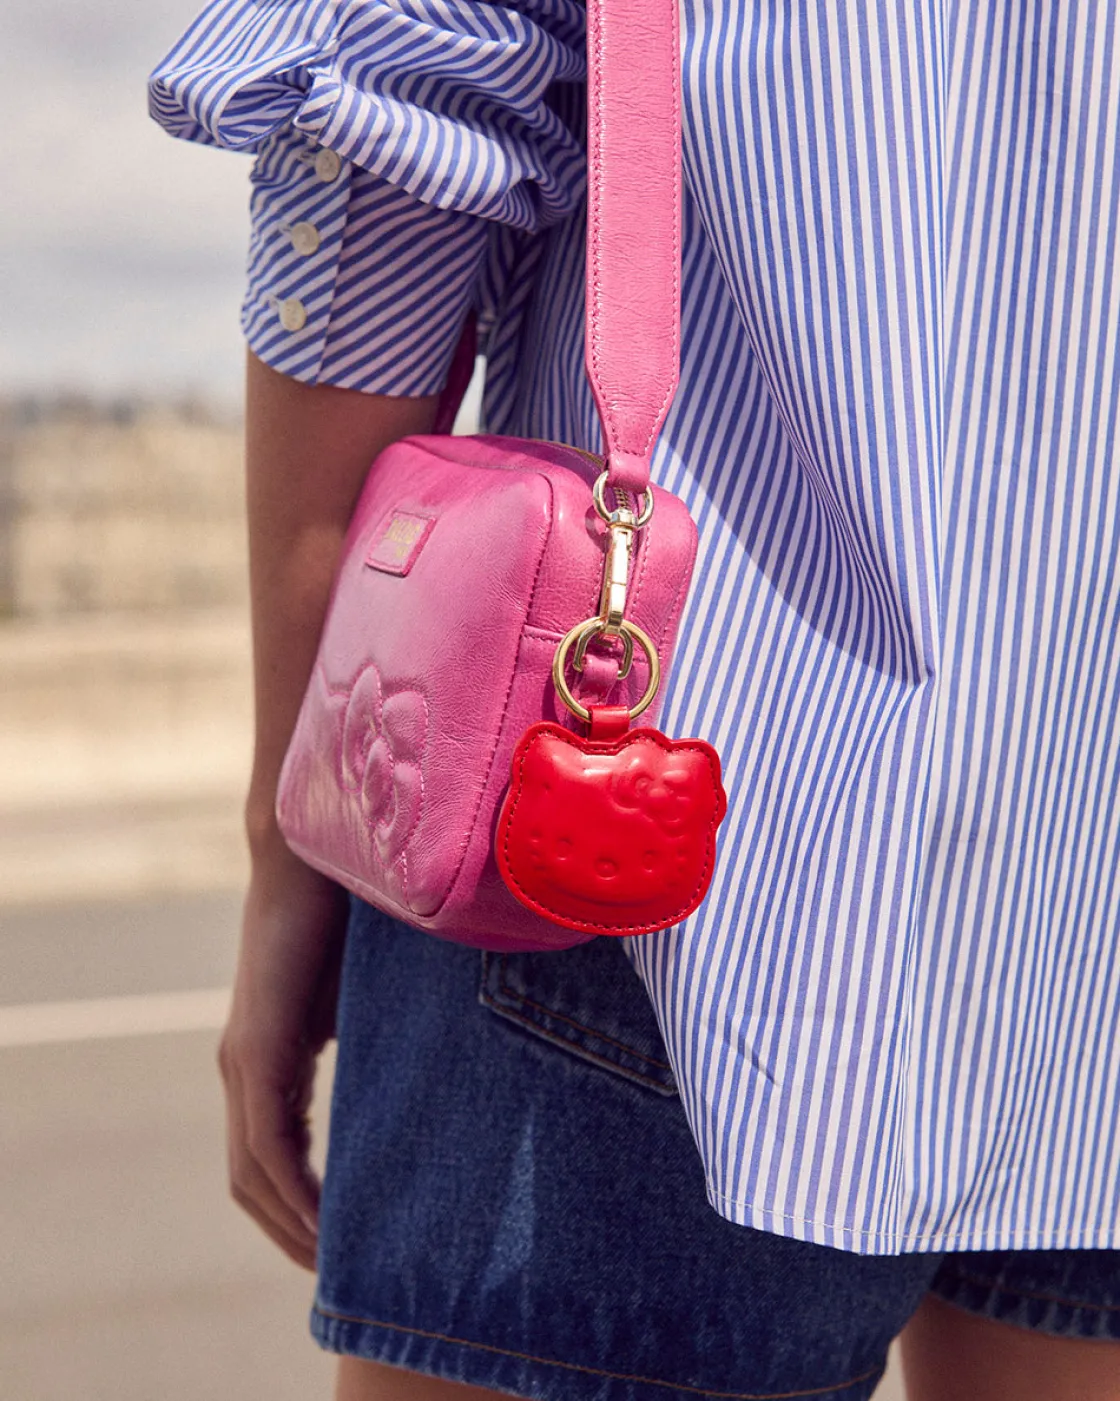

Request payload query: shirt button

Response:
[288,221,321,256]
[314,149,343,183]
[277,297,307,333]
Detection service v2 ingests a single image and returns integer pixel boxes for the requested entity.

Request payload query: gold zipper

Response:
[537,438,604,468]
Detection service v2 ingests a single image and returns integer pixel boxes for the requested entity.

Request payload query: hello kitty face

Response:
[500,725,727,931]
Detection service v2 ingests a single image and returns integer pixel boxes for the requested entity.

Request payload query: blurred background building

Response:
[0,2,339,1396]
[0,3,903,1398]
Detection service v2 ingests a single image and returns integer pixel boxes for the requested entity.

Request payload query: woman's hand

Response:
[228,355,439,1267]
[219,823,349,1270]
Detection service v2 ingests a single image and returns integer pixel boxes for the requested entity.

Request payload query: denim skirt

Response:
[311,902,1120,1401]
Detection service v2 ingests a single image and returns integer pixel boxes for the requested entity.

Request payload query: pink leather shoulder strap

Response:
[585,0,681,494]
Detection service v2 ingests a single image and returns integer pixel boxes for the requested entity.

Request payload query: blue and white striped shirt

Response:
[150,0,1120,1254]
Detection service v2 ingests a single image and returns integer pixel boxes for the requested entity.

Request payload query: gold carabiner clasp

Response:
[549,470,660,724]
[592,470,653,637]
[598,510,636,634]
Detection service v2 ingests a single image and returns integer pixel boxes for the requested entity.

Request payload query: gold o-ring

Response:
[552,618,661,724]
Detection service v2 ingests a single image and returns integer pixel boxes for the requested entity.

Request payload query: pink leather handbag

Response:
[276,0,725,951]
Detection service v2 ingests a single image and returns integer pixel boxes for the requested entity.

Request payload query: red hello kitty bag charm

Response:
[490,0,727,939]
[495,481,728,938]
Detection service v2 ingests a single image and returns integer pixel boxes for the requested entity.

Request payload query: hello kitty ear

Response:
[518,727,582,789]
[675,750,728,816]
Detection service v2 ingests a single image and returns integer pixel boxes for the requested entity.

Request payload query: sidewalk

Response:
[0,610,251,905]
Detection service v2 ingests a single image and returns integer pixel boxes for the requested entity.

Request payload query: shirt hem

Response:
[705,1186,1120,1257]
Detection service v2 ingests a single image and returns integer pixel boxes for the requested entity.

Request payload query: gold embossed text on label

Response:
[366,511,436,576]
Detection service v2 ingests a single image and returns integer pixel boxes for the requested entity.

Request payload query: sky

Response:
[1,0,251,406]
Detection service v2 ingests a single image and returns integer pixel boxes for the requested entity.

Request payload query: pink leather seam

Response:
[412,434,580,475]
[665,4,682,441]
[628,499,653,629]
[438,476,558,914]
[395,850,410,908]
[661,526,697,649]
[622,61,683,463]
[587,0,611,448]
[281,838,416,923]
[628,489,692,658]
[499,729,723,934]
[390,756,424,911]
[586,0,681,479]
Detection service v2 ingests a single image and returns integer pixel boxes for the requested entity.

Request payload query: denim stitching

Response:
[494,954,674,1071]
[483,995,675,1093]
[313,1304,880,1399]
[480,962,673,1093]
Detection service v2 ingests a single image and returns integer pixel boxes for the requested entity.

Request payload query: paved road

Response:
[0,891,905,1401]
[0,892,333,1401]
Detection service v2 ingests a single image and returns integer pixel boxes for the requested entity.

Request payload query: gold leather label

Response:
[366,511,436,576]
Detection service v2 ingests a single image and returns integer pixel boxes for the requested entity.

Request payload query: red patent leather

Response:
[496,720,727,936]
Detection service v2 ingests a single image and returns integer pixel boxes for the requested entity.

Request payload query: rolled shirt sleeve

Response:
[148,0,587,393]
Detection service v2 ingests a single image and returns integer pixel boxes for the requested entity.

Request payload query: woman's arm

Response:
[220,352,438,1269]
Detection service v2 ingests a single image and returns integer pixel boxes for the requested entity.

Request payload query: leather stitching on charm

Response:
[498,724,726,935]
